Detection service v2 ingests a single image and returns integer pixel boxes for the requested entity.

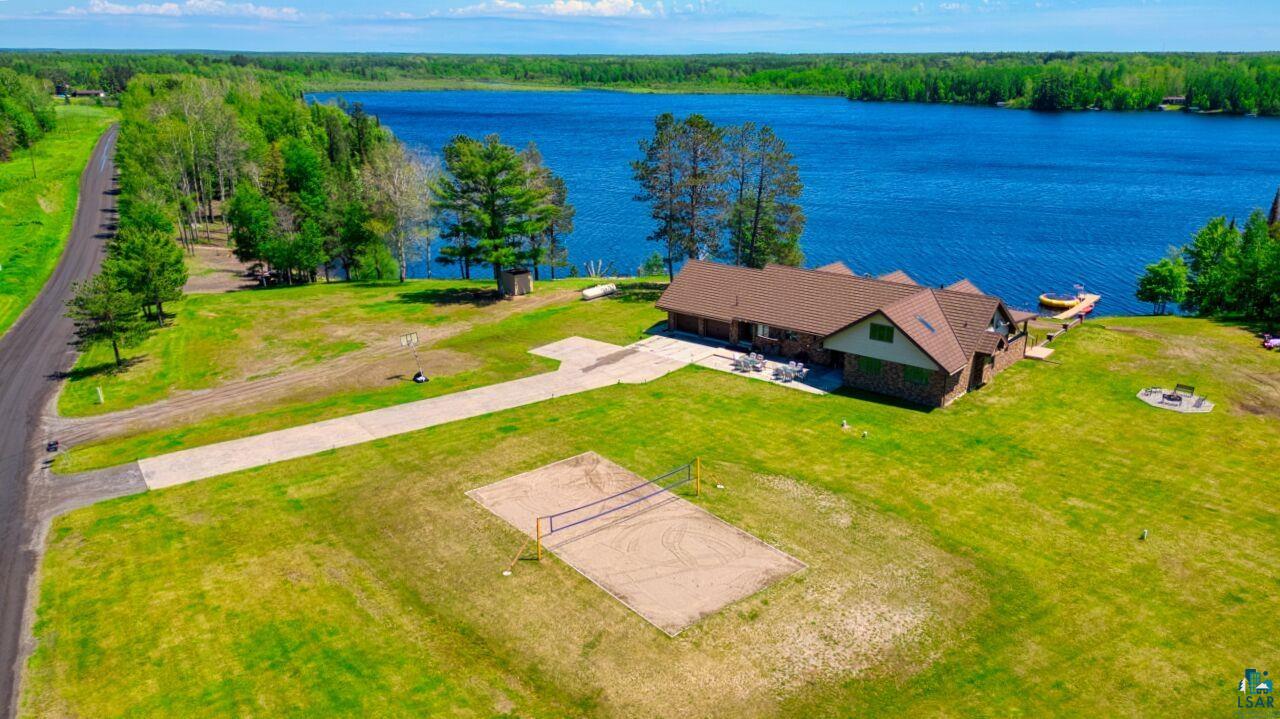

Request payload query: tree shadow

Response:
[395,286,505,307]
[1211,316,1278,336]
[609,283,665,304]
[50,355,147,382]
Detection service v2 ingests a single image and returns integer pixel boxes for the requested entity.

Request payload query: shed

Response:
[500,268,532,297]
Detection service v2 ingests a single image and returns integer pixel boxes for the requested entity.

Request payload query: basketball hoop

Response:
[400,331,428,383]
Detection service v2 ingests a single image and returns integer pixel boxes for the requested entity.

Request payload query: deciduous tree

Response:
[1135,255,1187,315]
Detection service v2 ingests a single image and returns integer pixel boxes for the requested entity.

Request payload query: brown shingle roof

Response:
[815,261,854,275]
[880,290,967,371]
[878,269,918,285]
[946,278,983,294]
[657,260,1017,374]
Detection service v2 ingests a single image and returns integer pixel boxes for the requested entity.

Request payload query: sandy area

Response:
[467,452,806,635]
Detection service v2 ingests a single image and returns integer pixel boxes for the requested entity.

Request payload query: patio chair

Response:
[1174,383,1195,397]
[1193,395,1206,409]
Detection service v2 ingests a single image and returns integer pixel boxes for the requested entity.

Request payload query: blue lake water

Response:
[310,90,1280,315]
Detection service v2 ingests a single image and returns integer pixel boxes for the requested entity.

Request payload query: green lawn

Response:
[54,278,666,472]
[0,105,117,337]
[23,314,1280,717]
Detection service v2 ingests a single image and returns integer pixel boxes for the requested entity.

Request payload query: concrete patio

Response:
[632,333,844,395]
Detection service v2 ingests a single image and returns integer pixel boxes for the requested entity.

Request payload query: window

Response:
[756,324,772,340]
[857,356,882,375]
[869,323,894,343]
[903,365,932,386]
[783,330,800,342]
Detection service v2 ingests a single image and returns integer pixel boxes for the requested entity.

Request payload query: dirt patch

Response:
[185,241,257,294]
[51,345,478,445]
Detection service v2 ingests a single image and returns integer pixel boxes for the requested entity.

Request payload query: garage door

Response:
[703,319,731,341]
[674,313,700,334]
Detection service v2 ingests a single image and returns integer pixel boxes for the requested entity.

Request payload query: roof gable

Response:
[815,261,854,275]
[878,270,918,285]
[945,278,983,294]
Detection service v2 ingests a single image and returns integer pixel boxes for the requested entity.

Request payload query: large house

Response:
[656,259,1036,407]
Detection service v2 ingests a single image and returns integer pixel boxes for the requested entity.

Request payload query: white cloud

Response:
[450,0,658,18]
[61,0,300,20]
[541,0,653,17]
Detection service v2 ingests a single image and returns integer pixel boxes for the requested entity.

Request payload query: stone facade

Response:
[842,329,1027,407]
[994,332,1027,373]
[843,355,962,407]
[751,329,832,366]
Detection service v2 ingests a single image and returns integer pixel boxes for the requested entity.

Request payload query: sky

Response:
[0,0,1275,53]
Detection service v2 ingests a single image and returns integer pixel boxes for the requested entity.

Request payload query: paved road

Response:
[0,125,119,719]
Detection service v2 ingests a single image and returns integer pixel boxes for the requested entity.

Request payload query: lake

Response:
[309,89,1280,315]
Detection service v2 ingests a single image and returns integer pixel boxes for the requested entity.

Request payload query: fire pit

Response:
[1137,387,1213,413]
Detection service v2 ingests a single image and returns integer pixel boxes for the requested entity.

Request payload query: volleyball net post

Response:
[536,516,543,560]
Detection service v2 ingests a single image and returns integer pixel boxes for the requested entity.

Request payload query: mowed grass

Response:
[54,279,665,472]
[23,315,1280,717]
[59,277,654,417]
[0,105,117,337]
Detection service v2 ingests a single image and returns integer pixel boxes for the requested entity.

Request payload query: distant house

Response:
[656,260,1036,407]
[1161,95,1187,106]
[69,89,107,98]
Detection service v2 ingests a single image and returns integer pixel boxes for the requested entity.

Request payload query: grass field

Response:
[54,279,666,472]
[0,105,117,337]
[22,310,1280,717]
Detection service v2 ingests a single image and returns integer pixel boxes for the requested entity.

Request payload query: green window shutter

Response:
[857,356,882,375]
[869,323,894,343]
[904,366,931,385]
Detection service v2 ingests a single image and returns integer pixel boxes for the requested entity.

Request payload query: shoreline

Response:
[302,80,1276,117]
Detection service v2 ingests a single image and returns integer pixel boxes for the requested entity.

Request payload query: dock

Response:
[1051,294,1101,321]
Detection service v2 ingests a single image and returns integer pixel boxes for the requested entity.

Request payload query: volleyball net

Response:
[536,459,700,559]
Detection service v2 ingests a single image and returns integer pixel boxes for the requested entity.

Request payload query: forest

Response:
[3,51,1280,115]
[0,67,57,162]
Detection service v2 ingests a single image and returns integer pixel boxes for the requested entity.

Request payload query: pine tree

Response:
[673,114,727,261]
[434,134,554,290]
[107,227,188,325]
[66,273,151,368]
[723,123,805,268]
[632,113,682,280]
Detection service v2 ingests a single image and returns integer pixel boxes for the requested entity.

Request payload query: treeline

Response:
[633,114,804,278]
[1136,191,1280,327]
[0,68,56,162]
[67,70,444,367]
[5,51,1280,115]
